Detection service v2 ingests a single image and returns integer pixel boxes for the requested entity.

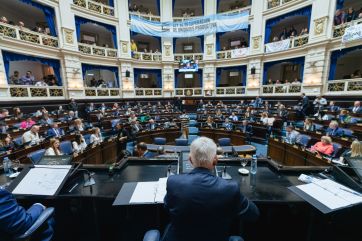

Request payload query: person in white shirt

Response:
[229,112,238,122]
[90,127,103,145]
[260,112,275,126]
[72,134,87,153]
[22,125,40,145]
[284,126,300,144]
[45,138,62,156]
[351,101,362,114]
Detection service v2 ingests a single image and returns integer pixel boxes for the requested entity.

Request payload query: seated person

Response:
[13,107,23,119]
[131,120,143,135]
[260,112,275,127]
[239,120,253,135]
[0,187,54,241]
[85,103,95,113]
[229,112,238,122]
[22,125,40,145]
[72,134,87,153]
[310,136,334,156]
[136,142,155,158]
[64,110,76,122]
[278,104,289,123]
[40,114,54,126]
[47,123,65,138]
[20,117,35,129]
[326,121,344,137]
[90,127,103,145]
[303,118,315,132]
[71,119,84,132]
[214,109,224,120]
[0,121,9,134]
[338,109,352,124]
[351,101,362,114]
[45,138,62,156]
[328,101,340,112]
[198,110,208,120]
[205,116,215,128]
[163,137,259,241]
[146,119,158,130]
[128,113,138,123]
[164,119,178,129]
[0,135,15,153]
[284,126,300,144]
[340,140,362,163]
[0,109,9,119]
[222,118,233,131]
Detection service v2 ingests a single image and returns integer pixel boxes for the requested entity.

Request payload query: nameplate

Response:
[316,131,322,135]
[274,138,279,142]
[341,137,349,141]
[13,129,19,132]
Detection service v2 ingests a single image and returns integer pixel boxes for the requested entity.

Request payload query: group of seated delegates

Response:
[9,70,58,86]
[334,7,362,26]
[129,3,154,15]
[220,0,248,12]
[266,78,301,85]
[180,8,196,18]
[313,98,362,121]
[221,38,248,50]
[0,16,51,34]
[271,26,309,42]
[342,69,362,79]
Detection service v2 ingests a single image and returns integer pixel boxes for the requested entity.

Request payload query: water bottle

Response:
[3,157,12,177]
[250,154,257,174]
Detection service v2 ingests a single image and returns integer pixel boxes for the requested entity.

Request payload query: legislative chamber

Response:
[0,0,362,241]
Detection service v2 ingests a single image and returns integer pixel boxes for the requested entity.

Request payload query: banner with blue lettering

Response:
[130,11,249,38]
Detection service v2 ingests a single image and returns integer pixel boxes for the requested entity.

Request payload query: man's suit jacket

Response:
[47,128,64,138]
[240,125,253,135]
[302,96,309,110]
[163,168,259,241]
[326,127,344,137]
[0,187,43,239]
[351,106,362,114]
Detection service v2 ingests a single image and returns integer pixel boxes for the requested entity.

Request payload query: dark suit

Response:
[240,125,253,135]
[47,128,64,138]
[143,151,156,158]
[0,187,54,241]
[301,96,309,116]
[326,127,344,137]
[163,168,259,241]
[146,123,158,131]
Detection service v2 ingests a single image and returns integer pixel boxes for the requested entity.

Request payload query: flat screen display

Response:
[179,59,199,72]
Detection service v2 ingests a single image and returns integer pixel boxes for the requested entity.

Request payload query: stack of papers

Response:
[294,179,362,211]
[129,178,168,204]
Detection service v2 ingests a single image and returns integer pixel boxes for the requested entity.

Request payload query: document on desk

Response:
[129,178,168,204]
[292,179,362,212]
[12,165,72,196]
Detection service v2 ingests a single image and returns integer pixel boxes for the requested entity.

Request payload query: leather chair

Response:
[143,230,243,241]
[189,120,197,127]
[13,207,55,241]
[175,138,188,146]
[296,134,311,147]
[188,127,199,135]
[13,136,23,146]
[83,134,92,145]
[218,138,231,146]
[340,128,354,138]
[188,135,199,145]
[154,137,166,145]
[313,124,324,131]
[331,142,342,158]
[27,149,46,164]
[59,140,73,155]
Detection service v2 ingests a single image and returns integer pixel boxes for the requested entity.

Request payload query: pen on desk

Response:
[69,183,79,193]
[339,187,362,197]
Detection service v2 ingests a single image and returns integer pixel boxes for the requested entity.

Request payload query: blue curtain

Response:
[200,36,204,53]
[216,66,247,87]
[197,69,203,87]
[174,69,179,88]
[329,45,362,80]
[75,16,118,48]
[201,0,204,15]
[108,0,114,7]
[18,0,57,36]
[263,57,305,84]
[173,38,177,53]
[265,5,312,44]
[336,0,344,9]
[172,0,176,15]
[134,68,162,88]
[2,50,62,85]
[81,63,119,87]
[216,32,223,51]
[217,0,220,13]
[156,0,161,15]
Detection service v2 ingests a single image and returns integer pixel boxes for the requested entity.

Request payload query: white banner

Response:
[265,39,290,53]
[342,24,362,43]
[230,47,249,58]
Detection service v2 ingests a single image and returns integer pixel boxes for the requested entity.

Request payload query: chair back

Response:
[175,138,188,146]
[297,134,311,147]
[314,124,324,131]
[27,149,46,164]
[187,135,199,145]
[218,138,231,146]
[188,127,199,135]
[331,142,342,158]
[83,134,92,145]
[154,137,166,145]
[13,136,23,146]
[340,128,353,137]
[189,120,197,127]
[59,141,73,155]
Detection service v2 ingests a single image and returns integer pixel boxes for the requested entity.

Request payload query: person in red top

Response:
[310,136,334,156]
[20,117,36,129]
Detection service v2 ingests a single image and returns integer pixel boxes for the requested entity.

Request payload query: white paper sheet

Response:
[296,179,362,210]
[12,165,71,196]
[129,181,158,204]
[155,178,168,203]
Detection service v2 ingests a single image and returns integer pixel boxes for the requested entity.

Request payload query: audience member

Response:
[326,121,344,137]
[310,136,334,156]
[72,134,87,153]
[90,127,103,145]
[351,101,362,114]
[47,123,64,138]
[20,71,34,85]
[284,126,300,144]
[340,140,362,163]
[22,125,40,145]
[20,117,35,129]
[303,118,315,132]
[45,138,62,156]
[136,142,154,158]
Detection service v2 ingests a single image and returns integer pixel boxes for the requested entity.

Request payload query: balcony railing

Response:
[333,19,362,38]
[173,16,200,22]
[84,87,120,97]
[219,6,251,15]
[327,79,362,93]
[78,43,118,57]
[216,47,249,59]
[174,53,203,62]
[216,87,246,95]
[73,0,115,17]
[129,12,161,22]
[262,84,302,94]
[132,51,162,62]
[267,0,296,9]
[8,85,64,98]
[175,88,203,96]
[135,88,163,97]
[0,22,58,47]
[265,34,309,53]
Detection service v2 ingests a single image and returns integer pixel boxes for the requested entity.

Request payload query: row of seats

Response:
[154,137,231,147]
[294,122,354,137]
